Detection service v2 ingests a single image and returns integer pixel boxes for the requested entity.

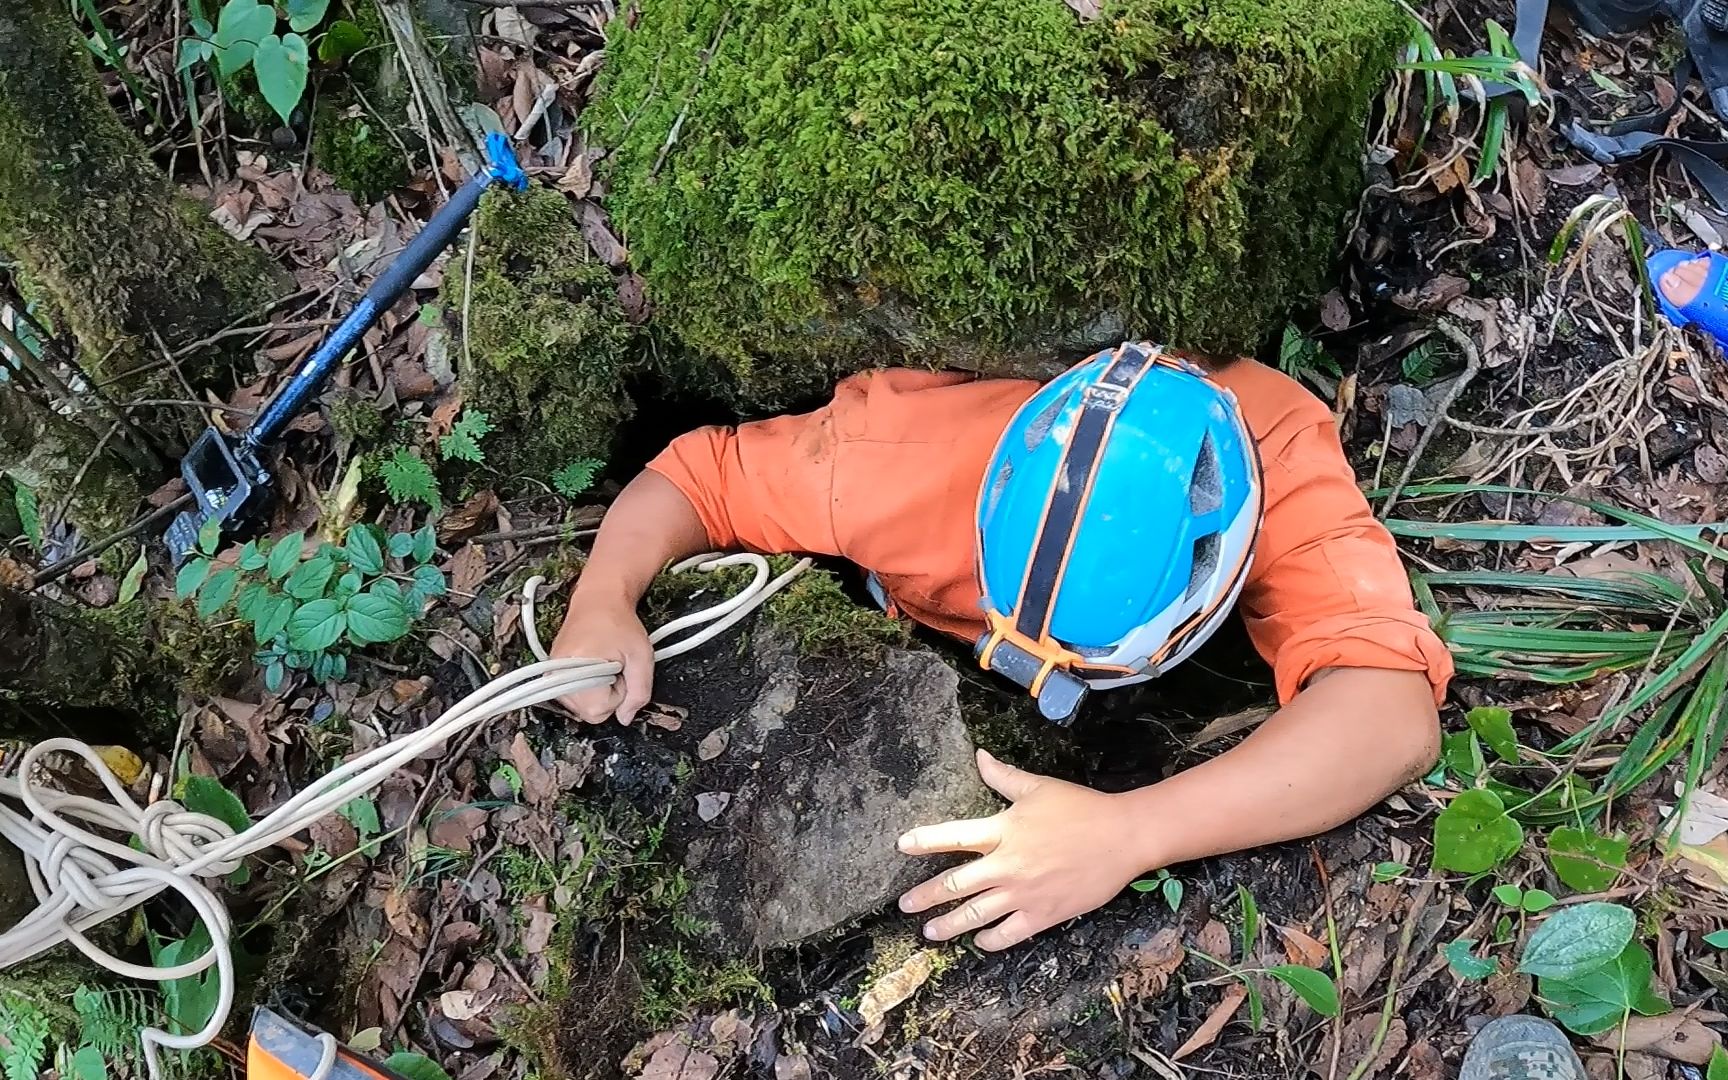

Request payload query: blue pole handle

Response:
[243,134,528,451]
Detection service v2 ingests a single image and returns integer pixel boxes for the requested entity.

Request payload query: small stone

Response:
[696,792,732,821]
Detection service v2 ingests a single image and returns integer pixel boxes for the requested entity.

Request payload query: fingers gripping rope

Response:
[0,553,811,1079]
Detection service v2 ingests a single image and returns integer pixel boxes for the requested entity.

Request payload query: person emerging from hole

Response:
[549,342,1451,951]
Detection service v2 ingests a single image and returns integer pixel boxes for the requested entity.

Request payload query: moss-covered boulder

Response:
[446,188,640,479]
[591,0,1402,399]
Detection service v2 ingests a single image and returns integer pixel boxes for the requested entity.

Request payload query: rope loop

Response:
[0,553,812,1079]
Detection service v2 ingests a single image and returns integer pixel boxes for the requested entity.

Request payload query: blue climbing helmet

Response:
[974,342,1264,724]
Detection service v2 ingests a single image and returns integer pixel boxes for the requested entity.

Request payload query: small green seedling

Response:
[1129,869,1183,913]
[1491,883,1556,913]
[1372,861,1408,883]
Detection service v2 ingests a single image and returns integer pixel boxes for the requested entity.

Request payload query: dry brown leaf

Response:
[427,397,463,440]
[1316,1016,1406,1080]
[557,156,593,198]
[440,490,500,541]
[309,813,359,860]
[520,904,557,956]
[696,728,731,762]
[1276,924,1329,968]
[1115,927,1185,1002]
[508,732,556,807]
[773,1056,813,1080]
[642,702,687,731]
[1173,982,1248,1061]
[449,544,488,605]
[856,948,934,1045]
[429,801,488,852]
[578,201,629,267]
[1183,706,1273,751]
[1589,1013,1720,1064]
[1194,919,1231,963]
[439,989,495,1022]
[1319,289,1351,331]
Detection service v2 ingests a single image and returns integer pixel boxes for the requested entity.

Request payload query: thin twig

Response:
[1311,846,1344,1080]
[0,318,161,472]
[465,515,604,546]
[1342,880,1434,1080]
[1379,319,1483,520]
[385,836,507,1045]
[650,11,731,178]
[27,493,195,589]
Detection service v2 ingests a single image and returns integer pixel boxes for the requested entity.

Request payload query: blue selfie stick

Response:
[167,134,527,562]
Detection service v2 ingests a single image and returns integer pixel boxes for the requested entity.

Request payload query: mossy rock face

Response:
[591,0,1402,399]
[446,188,640,479]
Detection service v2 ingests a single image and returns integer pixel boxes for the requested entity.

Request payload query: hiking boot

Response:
[1461,1017,1587,1080]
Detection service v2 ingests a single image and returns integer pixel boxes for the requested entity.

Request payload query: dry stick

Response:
[27,493,195,590]
[650,10,732,179]
[1378,319,1483,521]
[385,835,508,1046]
[0,303,162,469]
[0,320,161,472]
[1311,845,1345,1080]
[458,0,606,6]
[1342,879,1435,1080]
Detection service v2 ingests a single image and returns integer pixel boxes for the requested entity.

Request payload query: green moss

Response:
[313,108,410,202]
[445,188,641,478]
[328,388,388,445]
[590,0,1403,395]
[763,567,908,656]
[635,945,770,1025]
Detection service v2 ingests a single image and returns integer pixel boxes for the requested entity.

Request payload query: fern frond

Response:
[0,991,52,1080]
[437,408,494,464]
[378,449,441,511]
[73,985,157,1059]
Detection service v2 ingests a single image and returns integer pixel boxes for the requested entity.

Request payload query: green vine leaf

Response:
[1433,788,1523,873]
[346,591,411,645]
[382,1054,453,1080]
[317,18,368,62]
[1443,938,1497,981]
[253,32,310,124]
[285,554,336,599]
[1465,706,1519,764]
[253,593,295,645]
[213,0,275,76]
[12,481,42,552]
[197,568,240,618]
[283,0,331,32]
[176,557,213,600]
[1548,827,1628,892]
[118,550,149,605]
[1519,902,1636,980]
[1539,941,1669,1036]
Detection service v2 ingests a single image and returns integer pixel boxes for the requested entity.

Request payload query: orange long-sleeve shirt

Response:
[648,362,1452,706]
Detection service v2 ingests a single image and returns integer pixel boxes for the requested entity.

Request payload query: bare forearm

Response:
[572,470,711,608]
[1127,667,1440,868]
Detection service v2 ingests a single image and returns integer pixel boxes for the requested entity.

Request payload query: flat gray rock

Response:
[642,627,992,951]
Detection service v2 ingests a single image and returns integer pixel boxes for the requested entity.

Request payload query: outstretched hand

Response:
[896,749,1151,951]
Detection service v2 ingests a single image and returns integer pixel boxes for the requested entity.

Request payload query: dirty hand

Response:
[549,598,655,725]
[896,750,1149,951]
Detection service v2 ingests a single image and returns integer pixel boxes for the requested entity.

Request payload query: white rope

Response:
[0,552,811,1079]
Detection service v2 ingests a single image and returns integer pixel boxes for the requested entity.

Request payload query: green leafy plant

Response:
[1372,861,1409,883]
[1399,18,1545,181]
[1444,936,1497,980]
[1490,882,1555,913]
[0,990,52,1080]
[1277,323,1342,378]
[552,457,604,498]
[10,479,42,552]
[1400,341,1439,381]
[383,1054,453,1080]
[438,408,495,464]
[178,0,361,123]
[175,523,446,691]
[1705,929,1728,948]
[1128,868,1183,912]
[379,448,443,511]
[1710,1046,1728,1080]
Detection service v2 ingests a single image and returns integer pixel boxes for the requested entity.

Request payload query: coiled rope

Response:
[0,552,811,1079]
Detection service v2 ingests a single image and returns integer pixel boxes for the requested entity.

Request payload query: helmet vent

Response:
[986,460,1013,514]
[1186,531,1221,600]
[1189,433,1223,517]
[1023,395,1065,452]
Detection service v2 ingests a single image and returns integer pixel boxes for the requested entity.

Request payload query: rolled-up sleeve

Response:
[644,401,843,558]
[1240,418,1453,706]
